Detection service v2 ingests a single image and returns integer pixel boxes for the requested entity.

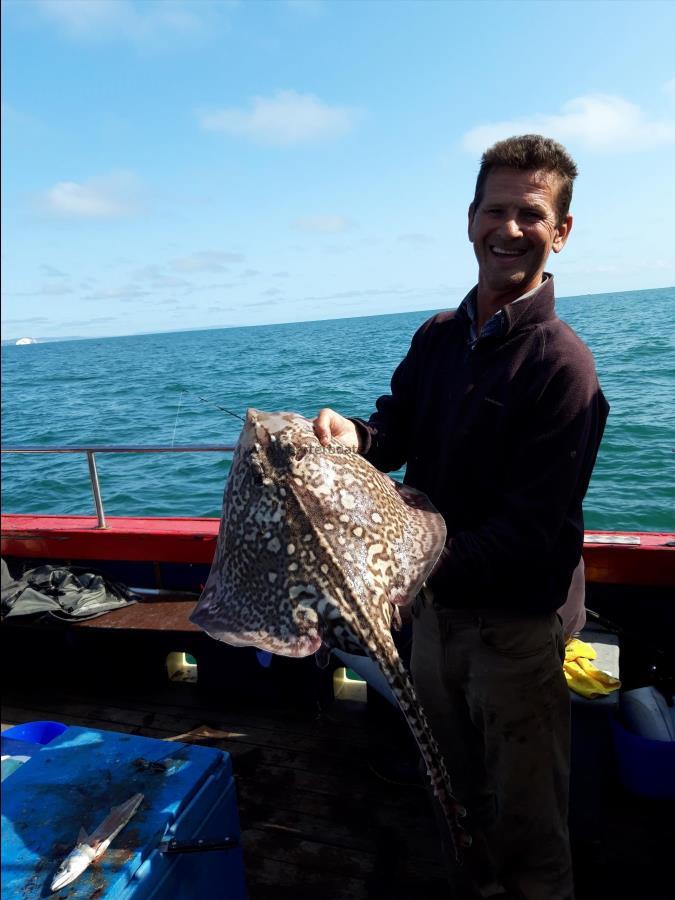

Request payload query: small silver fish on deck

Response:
[50,792,144,892]
[190,409,469,855]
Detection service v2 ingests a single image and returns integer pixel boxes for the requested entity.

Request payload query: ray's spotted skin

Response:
[190,409,470,856]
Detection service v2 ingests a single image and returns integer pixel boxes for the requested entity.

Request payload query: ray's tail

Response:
[371,648,472,861]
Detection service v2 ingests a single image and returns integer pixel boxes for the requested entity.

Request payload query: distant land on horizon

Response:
[2,284,672,348]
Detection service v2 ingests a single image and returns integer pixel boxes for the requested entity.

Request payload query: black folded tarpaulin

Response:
[1,559,138,621]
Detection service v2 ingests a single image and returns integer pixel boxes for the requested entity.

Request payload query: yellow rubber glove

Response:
[563,638,621,699]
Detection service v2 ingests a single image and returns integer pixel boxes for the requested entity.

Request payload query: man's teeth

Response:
[491,246,525,256]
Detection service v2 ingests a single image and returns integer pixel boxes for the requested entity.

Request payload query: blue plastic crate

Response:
[1,735,43,783]
[611,716,675,801]
[1,726,247,898]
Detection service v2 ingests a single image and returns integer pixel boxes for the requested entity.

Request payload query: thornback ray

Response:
[189,408,470,856]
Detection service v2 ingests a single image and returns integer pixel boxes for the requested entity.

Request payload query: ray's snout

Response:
[240,408,268,451]
[243,408,307,448]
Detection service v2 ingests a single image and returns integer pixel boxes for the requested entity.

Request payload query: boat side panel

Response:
[0,515,219,564]
[1,515,674,587]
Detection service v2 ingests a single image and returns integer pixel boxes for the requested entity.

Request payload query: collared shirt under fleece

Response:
[353,274,609,614]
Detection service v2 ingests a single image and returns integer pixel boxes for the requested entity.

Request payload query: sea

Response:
[2,286,674,532]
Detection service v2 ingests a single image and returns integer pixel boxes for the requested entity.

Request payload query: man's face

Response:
[468,167,572,299]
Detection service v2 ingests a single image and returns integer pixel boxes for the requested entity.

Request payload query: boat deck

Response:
[2,681,450,900]
[3,680,673,900]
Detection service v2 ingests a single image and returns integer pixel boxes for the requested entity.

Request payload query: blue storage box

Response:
[1,726,247,898]
[1,735,43,783]
[611,715,675,801]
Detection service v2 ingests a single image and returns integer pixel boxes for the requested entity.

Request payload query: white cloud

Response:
[663,78,675,102]
[41,283,73,295]
[398,232,435,245]
[1,102,41,131]
[60,316,118,327]
[198,90,358,146]
[37,172,144,219]
[33,0,209,43]
[5,283,73,297]
[39,264,68,278]
[83,286,151,301]
[170,251,244,272]
[191,282,235,293]
[462,93,675,153]
[130,266,192,289]
[131,265,164,281]
[294,215,352,234]
[302,286,416,302]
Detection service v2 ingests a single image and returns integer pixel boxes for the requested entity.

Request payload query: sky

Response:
[2,0,675,341]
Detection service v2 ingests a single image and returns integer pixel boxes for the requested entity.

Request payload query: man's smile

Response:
[490,245,527,258]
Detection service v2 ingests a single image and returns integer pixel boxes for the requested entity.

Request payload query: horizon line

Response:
[2,283,673,347]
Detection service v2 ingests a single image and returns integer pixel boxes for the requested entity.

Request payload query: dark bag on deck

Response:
[1,559,138,621]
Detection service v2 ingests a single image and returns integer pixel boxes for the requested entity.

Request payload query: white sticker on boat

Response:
[584,534,641,545]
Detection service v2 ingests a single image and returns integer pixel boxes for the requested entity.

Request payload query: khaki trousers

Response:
[411,594,574,900]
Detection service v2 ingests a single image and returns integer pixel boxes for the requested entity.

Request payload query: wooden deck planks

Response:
[7,682,672,899]
[2,683,448,900]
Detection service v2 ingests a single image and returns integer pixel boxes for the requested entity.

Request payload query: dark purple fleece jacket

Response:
[354,276,609,614]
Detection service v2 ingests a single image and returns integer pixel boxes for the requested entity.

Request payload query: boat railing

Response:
[0,444,236,529]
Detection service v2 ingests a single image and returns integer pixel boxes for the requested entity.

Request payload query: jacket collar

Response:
[457,273,556,341]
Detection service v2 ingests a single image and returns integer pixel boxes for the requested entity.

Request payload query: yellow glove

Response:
[563,639,621,699]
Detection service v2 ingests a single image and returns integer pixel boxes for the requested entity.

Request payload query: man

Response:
[314,134,609,900]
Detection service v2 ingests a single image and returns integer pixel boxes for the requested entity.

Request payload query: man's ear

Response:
[467,203,475,241]
[552,213,573,253]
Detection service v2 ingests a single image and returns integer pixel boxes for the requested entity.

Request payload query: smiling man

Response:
[469,164,572,329]
[314,135,609,899]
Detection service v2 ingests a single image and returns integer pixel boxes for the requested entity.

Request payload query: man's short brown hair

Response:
[473,134,578,223]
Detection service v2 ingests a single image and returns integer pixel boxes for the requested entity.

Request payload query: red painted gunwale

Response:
[1,514,673,588]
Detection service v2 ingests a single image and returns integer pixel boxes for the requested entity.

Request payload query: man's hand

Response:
[313,408,360,450]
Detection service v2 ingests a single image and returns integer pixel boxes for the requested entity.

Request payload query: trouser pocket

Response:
[478,612,556,659]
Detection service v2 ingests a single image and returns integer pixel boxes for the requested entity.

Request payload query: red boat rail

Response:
[1,514,673,587]
[0,514,219,565]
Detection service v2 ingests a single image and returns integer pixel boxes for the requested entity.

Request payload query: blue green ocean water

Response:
[2,286,674,531]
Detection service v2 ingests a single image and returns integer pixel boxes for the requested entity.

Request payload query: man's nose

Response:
[499,216,522,238]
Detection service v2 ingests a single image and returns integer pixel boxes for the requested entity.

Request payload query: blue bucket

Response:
[2,721,67,746]
[611,716,675,801]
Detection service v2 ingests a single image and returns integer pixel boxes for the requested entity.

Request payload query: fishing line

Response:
[188,392,245,423]
[171,390,186,447]
[172,389,245,445]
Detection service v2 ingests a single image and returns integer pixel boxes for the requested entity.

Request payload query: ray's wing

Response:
[191,458,330,658]
[388,480,448,602]
[288,443,447,608]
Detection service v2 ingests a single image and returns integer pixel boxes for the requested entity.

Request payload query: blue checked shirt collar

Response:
[462,273,551,348]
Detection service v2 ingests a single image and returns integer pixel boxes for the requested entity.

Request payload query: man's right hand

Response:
[313,408,360,451]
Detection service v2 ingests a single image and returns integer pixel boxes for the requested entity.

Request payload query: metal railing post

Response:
[1,444,236,523]
[86,450,107,529]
